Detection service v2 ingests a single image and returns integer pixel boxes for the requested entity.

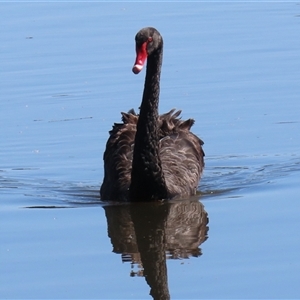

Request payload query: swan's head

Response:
[132,27,163,74]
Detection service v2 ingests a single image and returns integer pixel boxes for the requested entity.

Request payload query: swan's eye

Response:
[148,37,153,42]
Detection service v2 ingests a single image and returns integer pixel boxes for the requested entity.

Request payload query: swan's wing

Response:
[158,110,205,198]
[160,131,204,197]
[100,111,137,201]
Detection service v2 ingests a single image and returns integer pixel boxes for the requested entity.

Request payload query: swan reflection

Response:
[103,199,209,300]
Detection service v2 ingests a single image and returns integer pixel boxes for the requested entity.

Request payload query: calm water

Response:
[1,3,300,299]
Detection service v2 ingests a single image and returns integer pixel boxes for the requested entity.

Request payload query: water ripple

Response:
[1,153,299,208]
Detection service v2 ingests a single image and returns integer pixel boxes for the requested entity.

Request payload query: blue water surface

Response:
[1,2,300,299]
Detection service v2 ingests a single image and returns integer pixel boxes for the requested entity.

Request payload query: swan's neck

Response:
[129,47,169,201]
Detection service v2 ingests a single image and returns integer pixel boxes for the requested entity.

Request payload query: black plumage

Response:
[100,27,204,201]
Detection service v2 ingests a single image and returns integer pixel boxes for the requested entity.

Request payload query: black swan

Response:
[100,27,204,201]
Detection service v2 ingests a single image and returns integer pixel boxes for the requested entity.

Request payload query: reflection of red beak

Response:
[132,42,148,74]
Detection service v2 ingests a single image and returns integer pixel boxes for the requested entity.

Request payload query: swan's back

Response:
[100,109,204,201]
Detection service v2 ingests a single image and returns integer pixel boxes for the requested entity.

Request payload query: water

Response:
[1,2,300,299]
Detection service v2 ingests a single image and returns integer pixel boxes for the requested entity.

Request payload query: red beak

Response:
[132,42,148,74]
